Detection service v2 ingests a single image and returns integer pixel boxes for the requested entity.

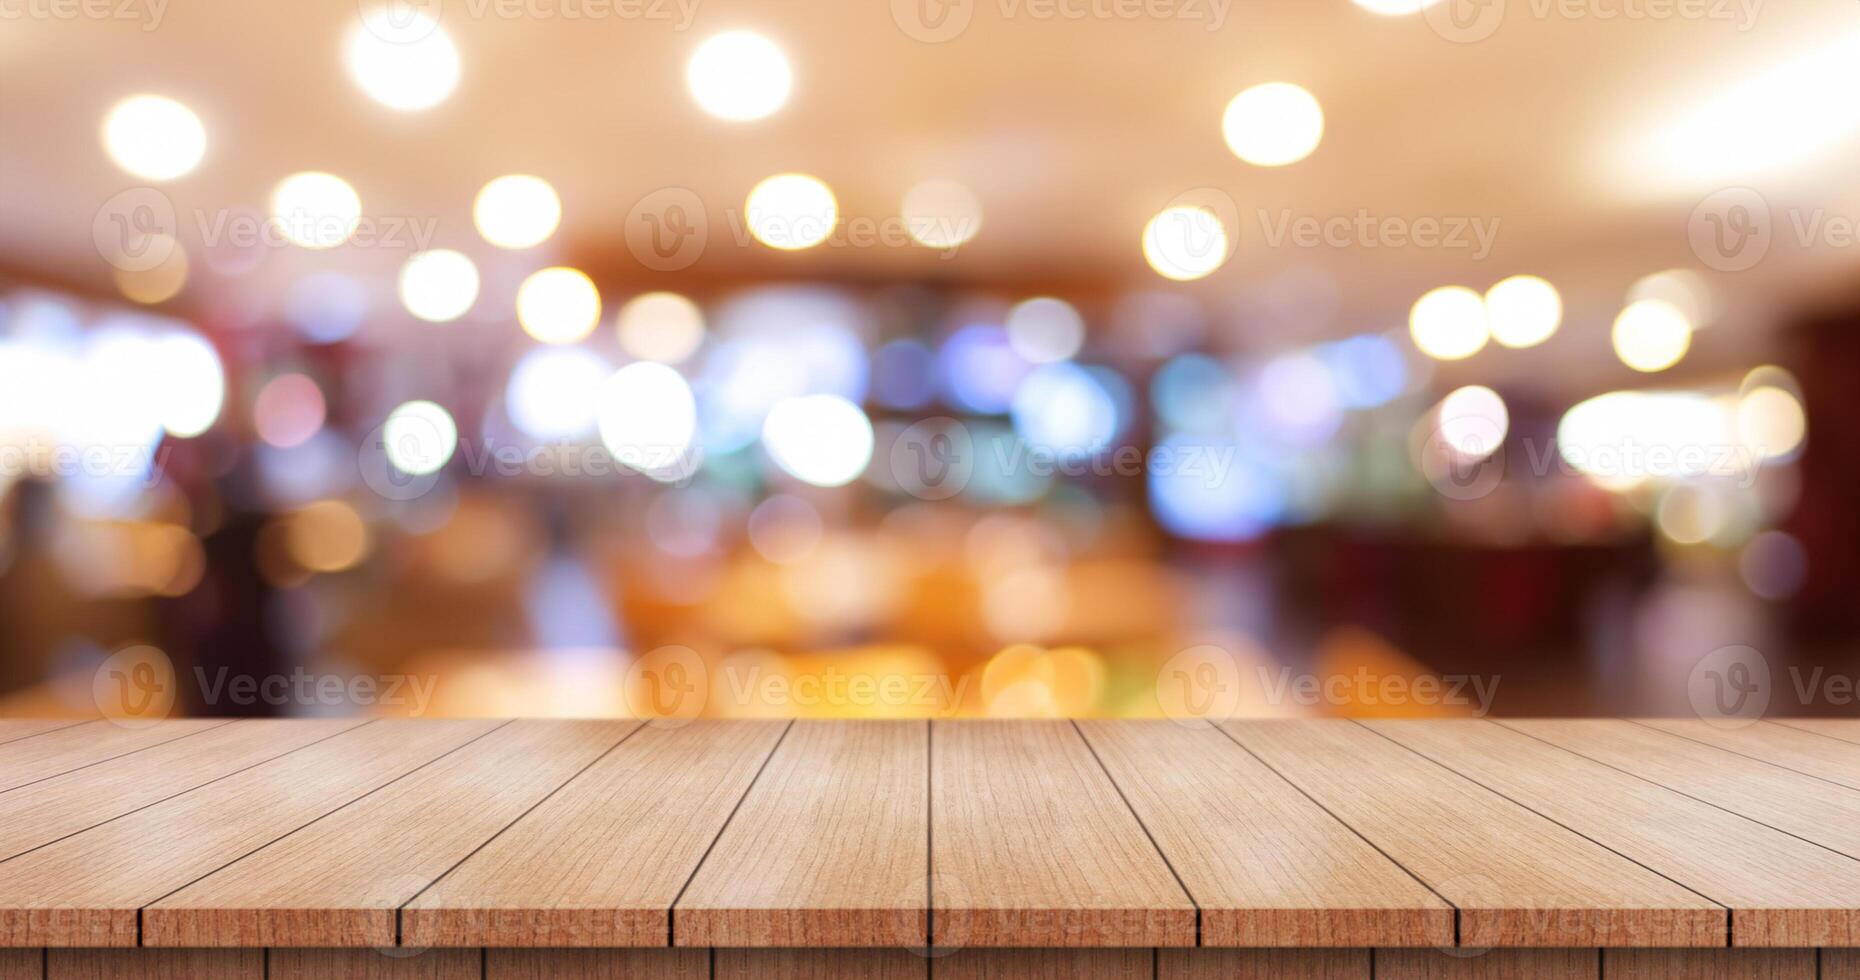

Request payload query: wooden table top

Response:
[2,717,1860,952]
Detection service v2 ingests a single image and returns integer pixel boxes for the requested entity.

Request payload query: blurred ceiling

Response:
[4,0,1860,391]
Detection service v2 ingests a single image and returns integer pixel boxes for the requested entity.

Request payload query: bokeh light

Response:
[505,347,612,441]
[762,394,874,487]
[151,332,225,438]
[616,292,706,364]
[939,324,1031,414]
[1435,385,1508,461]
[517,267,601,344]
[398,249,480,323]
[900,178,983,249]
[253,373,327,449]
[1012,362,1120,458]
[346,9,460,111]
[1612,298,1692,372]
[383,400,458,475]
[1221,82,1324,167]
[597,361,698,479]
[474,175,561,250]
[745,173,838,250]
[101,94,206,181]
[1005,297,1085,364]
[1141,206,1228,281]
[1735,385,1806,460]
[686,31,792,122]
[1484,275,1562,349]
[270,172,362,250]
[285,499,370,572]
[1409,286,1489,360]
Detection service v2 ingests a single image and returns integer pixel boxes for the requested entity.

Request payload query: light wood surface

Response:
[1634,719,1860,791]
[1076,720,1452,946]
[1223,720,1723,947]
[400,720,789,947]
[0,720,230,794]
[1502,719,1860,860]
[1366,719,1860,946]
[0,718,363,861]
[144,720,638,947]
[674,720,928,947]
[1772,719,1860,744]
[0,719,496,946]
[929,720,1196,947]
[0,721,86,746]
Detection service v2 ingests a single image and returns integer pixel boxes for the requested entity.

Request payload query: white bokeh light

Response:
[383,400,458,475]
[151,332,224,438]
[687,30,792,122]
[474,175,561,250]
[1612,298,1692,372]
[596,362,698,479]
[398,249,480,323]
[1141,206,1228,281]
[745,173,838,250]
[761,394,874,488]
[1409,286,1489,361]
[270,172,362,250]
[346,9,461,112]
[900,178,983,249]
[517,267,601,344]
[1483,275,1562,349]
[102,95,206,181]
[1005,297,1085,364]
[616,292,706,364]
[505,347,612,441]
[1436,385,1509,461]
[1221,82,1324,167]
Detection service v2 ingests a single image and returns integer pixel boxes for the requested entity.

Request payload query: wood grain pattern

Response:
[1077,720,1451,947]
[0,951,35,980]
[714,949,923,980]
[1365,719,1860,946]
[1223,721,1723,947]
[0,720,229,794]
[929,720,1196,948]
[0,718,364,861]
[401,720,789,947]
[1373,949,1598,979]
[45,949,259,980]
[1826,949,1860,979]
[145,720,638,947]
[1157,949,1370,979]
[0,719,497,947]
[0,721,86,746]
[674,720,927,947]
[1503,719,1860,860]
[1602,948,1815,979]
[487,949,707,980]
[1635,719,1860,791]
[1771,719,1860,745]
[268,949,479,980]
[936,949,1150,979]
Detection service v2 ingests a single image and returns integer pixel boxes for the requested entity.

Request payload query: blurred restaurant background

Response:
[2,0,1858,721]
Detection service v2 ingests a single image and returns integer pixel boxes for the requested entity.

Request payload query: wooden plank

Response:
[269,949,480,980]
[45,949,259,980]
[1827,949,1860,980]
[714,949,922,980]
[1502,719,1860,860]
[1635,719,1860,791]
[1602,948,1815,979]
[0,720,230,794]
[674,720,927,947]
[1770,719,1860,744]
[929,720,1196,948]
[145,720,639,947]
[936,949,1149,979]
[1373,949,1597,979]
[0,950,35,980]
[1222,720,1723,947]
[487,949,707,980]
[1365,719,1860,946]
[401,720,789,947]
[1158,949,1369,979]
[0,721,86,746]
[0,719,498,947]
[0,718,365,861]
[1077,720,1452,947]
